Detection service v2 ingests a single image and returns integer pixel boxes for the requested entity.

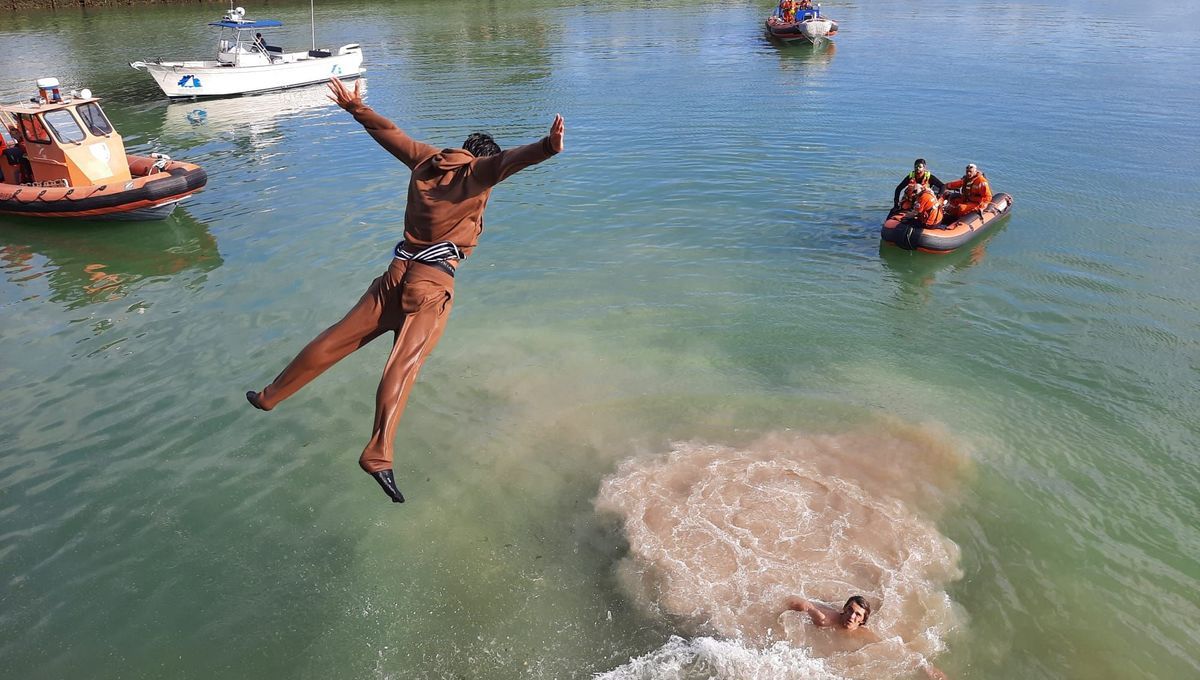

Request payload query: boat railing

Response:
[216,28,276,66]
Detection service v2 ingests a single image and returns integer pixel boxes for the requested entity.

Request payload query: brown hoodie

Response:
[349,105,559,258]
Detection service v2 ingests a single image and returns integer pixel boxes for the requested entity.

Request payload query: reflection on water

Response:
[157,80,358,150]
[596,428,967,679]
[877,222,1005,307]
[0,209,221,309]
[770,37,836,71]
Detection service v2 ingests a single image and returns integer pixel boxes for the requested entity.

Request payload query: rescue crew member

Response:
[943,163,992,218]
[779,0,798,22]
[246,78,565,504]
[911,184,946,228]
[896,179,921,212]
[2,125,29,185]
[893,158,945,209]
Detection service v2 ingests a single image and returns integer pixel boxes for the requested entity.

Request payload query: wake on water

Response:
[594,428,969,679]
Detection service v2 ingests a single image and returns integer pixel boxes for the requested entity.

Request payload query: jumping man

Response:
[246,78,564,503]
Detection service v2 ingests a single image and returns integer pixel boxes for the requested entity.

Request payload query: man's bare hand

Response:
[548,114,564,153]
[327,77,364,112]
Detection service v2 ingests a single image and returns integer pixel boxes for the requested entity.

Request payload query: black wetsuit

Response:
[893,171,945,207]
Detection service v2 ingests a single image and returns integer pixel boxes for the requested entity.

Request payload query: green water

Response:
[2,0,1198,678]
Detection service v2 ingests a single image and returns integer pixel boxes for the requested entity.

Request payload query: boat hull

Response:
[0,156,207,221]
[133,46,364,98]
[766,15,839,43]
[881,193,1013,252]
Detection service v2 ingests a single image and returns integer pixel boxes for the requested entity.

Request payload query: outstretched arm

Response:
[784,596,829,626]
[327,78,438,170]
[472,114,564,187]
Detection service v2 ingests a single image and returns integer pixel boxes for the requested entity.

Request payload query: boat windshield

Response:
[43,109,87,144]
[17,113,52,144]
[76,102,113,136]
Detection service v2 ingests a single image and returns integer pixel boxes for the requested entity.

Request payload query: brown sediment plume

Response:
[595,426,970,679]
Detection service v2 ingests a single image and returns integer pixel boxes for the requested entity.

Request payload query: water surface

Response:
[2,0,1198,678]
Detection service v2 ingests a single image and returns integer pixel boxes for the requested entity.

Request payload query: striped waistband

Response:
[394,241,461,277]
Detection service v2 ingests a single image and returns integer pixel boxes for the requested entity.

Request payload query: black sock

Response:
[370,469,405,503]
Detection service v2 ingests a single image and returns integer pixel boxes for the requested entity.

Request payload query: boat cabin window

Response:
[43,109,87,144]
[76,102,114,136]
[17,114,51,144]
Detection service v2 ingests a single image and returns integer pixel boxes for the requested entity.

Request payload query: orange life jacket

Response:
[948,172,991,206]
[915,189,944,227]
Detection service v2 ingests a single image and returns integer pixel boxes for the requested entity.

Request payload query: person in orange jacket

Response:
[779,0,798,22]
[895,179,921,212]
[893,158,945,209]
[943,163,992,218]
[912,184,946,227]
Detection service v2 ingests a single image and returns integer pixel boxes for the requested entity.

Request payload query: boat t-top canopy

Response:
[208,19,283,28]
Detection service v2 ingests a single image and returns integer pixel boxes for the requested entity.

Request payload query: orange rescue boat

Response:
[881,193,1013,252]
[1,78,207,221]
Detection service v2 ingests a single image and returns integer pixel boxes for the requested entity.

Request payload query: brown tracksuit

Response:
[255,105,559,474]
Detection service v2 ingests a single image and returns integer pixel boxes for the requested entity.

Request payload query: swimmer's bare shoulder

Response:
[783,596,948,678]
[783,596,880,642]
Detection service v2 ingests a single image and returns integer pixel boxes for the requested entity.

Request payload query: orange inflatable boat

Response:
[881,193,1013,252]
[1,78,207,221]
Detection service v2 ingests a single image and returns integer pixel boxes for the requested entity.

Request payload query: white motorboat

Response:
[130,4,364,99]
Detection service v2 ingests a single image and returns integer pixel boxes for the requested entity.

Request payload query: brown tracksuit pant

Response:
[256,258,454,473]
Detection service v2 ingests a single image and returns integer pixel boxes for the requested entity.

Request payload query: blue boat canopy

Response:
[208,19,283,28]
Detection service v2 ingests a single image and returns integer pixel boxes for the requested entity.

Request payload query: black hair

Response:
[845,596,872,625]
[463,132,500,157]
[914,158,927,168]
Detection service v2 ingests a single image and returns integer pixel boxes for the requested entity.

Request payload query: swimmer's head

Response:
[463,132,501,158]
[841,595,871,630]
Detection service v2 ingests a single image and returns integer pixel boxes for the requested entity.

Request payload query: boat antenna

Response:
[310,0,316,51]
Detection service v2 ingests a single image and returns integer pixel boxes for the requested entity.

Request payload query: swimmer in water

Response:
[784,595,949,679]
[785,595,878,638]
